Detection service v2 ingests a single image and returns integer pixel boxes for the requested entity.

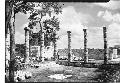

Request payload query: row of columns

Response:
[24,26,109,64]
[67,27,108,64]
[24,26,44,62]
[67,29,88,63]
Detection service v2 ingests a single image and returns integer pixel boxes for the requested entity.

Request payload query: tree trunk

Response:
[5,28,10,73]
[9,5,16,82]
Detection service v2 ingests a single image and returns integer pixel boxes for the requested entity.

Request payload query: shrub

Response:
[95,64,120,82]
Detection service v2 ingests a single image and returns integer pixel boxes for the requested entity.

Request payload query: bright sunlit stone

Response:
[48,74,72,80]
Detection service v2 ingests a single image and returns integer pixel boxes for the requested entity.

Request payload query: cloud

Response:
[102,10,114,22]
[93,0,120,10]
[58,6,92,35]
[56,6,93,49]
[107,23,120,47]
[97,9,120,47]
[97,10,120,23]
[56,6,120,49]
[59,6,92,29]
[87,27,104,49]
[97,11,104,17]
[87,23,120,48]
[112,13,120,23]
[57,34,84,49]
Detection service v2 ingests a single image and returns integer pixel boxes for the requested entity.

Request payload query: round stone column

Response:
[103,27,108,64]
[83,29,88,63]
[67,31,71,62]
[24,27,30,63]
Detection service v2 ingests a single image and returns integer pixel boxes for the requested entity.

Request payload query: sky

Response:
[15,0,120,49]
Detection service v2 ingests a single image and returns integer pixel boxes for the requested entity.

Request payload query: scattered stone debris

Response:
[14,70,32,82]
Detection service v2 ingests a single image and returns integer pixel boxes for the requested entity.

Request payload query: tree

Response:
[43,16,60,60]
[27,2,62,60]
[15,44,25,58]
[5,0,34,82]
[5,1,62,81]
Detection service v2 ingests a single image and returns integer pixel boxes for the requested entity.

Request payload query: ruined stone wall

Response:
[58,49,105,60]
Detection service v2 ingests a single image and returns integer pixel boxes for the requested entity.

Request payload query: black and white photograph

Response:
[5,0,120,82]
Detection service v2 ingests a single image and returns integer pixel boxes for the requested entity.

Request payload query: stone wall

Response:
[58,49,105,60]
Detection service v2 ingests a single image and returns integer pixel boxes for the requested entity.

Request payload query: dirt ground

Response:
[21,61,101,82]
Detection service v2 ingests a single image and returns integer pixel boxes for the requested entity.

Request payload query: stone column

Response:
[56,51,59,62]
[24,27,30,63]
[67,31,71,62]
[83,29,88,63]
[103,27,108,64]
[53,32,57,61]
[39,22,44,61]
[41,32,44,62]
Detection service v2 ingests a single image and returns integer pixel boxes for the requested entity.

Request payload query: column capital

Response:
[103,26,106,28]
[67,31,71,33]
[83,29,87,31]
[103,26,107,31]
[24,27,30,31]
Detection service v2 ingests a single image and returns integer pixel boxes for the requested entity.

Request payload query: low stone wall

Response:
[58,49,105,60]
[56,60,103,68]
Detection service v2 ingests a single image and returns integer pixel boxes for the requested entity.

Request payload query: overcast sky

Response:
[15,0,120,49]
